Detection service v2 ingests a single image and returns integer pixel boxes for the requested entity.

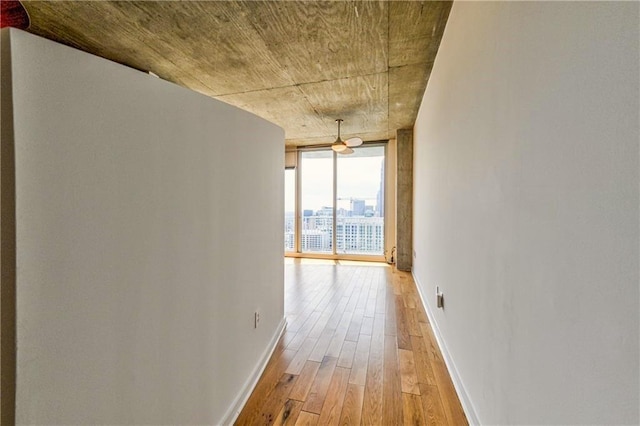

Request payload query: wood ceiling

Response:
[22,1,451,147]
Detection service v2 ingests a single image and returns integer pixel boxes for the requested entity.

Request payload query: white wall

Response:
[413,2,639,425]
[4,28,284,424]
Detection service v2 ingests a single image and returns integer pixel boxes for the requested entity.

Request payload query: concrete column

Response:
[396,129,413,271]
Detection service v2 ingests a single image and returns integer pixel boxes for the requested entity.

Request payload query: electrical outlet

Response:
[254,311,260,328]
[436,286,444,309]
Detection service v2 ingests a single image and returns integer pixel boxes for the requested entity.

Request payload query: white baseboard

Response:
[219,317,287,425]
[412,272,480,426]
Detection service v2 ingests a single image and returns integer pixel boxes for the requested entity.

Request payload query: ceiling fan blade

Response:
[340,147,354,155]
[345,137,363,147]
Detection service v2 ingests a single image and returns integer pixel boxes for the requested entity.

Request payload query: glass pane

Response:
[336,146,385,255]
[300,151,333,253]
[284,168,296,252]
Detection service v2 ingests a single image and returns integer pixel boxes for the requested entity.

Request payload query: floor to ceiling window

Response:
[300,150,334,254]
[284,168,296,252]
[285,144,385,259]
[336,145,385,255]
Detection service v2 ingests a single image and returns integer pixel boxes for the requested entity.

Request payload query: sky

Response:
[284,146,384,214]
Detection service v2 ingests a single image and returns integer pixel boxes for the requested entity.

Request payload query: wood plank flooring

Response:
[235,260,467,425]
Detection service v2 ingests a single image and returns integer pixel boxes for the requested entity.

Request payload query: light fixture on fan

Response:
[331,119,363,154]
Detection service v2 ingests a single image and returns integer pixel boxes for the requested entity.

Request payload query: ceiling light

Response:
[331,141,347,152]
[331,118,363,154]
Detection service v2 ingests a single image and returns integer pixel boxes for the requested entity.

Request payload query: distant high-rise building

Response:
[317,206,333,216]
[376,159,385,217]
[351,199,366,216]
[284,213,295,251]
[337,207,349,217]
[336,217,384,254]
[301,230,331,252]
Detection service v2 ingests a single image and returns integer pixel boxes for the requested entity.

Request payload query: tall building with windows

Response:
[350,199,366,216]
[336,217,384,254]
[376,159,384,217]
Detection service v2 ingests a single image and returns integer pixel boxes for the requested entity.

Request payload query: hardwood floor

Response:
[235,260,467,425]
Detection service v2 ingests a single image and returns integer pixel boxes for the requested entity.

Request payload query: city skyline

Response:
[284,146,385,255]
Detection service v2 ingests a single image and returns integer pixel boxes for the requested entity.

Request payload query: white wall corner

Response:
[412,272,480,426]
[219,317,287,426]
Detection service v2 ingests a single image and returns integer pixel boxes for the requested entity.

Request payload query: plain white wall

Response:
[413,2,639,424]
[6,29,284,424]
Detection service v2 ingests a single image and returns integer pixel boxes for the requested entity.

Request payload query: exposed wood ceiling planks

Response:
[22,0,452,147]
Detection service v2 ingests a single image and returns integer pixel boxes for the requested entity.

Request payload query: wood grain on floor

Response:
[235,261,467,425]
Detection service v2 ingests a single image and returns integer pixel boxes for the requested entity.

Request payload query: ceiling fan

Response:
[331,119,363,154]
